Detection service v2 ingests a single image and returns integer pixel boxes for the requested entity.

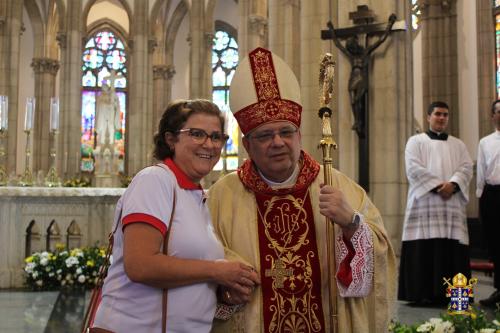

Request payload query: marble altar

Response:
[0,186,125,288]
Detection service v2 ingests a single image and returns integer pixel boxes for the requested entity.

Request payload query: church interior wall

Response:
[457,0,479,158]
[412,29,423,132]
[87,2,129,34]
[171,10,190,100]
[213,0,238,32]
[16,7,35,176]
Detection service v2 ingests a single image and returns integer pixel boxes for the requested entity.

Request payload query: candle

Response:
[24,97,36,131]
[49,97,59,132]
[0,95,8,131]
[63,151,68,174]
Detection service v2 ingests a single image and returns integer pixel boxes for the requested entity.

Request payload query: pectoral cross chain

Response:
[265,259,294,288]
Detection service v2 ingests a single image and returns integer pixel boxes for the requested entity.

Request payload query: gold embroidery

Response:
[257,192,323,332]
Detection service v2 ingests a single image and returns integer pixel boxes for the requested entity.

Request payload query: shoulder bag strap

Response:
[155,162,177,333]
[81,210,123,333]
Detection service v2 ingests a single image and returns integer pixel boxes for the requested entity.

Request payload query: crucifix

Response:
[265,259,294,289]
[102,70,125,92]
[321,5,405,192]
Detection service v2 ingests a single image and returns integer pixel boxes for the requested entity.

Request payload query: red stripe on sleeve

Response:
[122,213,167,236]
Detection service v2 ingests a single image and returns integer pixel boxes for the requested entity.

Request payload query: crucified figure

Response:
[328,13,396,138]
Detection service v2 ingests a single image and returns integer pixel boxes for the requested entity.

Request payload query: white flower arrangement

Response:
[24,244,107,291]
[389,309,500,333]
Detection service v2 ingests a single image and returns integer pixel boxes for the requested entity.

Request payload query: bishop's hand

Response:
[319,184,355,229]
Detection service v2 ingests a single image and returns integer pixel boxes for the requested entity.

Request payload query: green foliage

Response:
[389,308,500,333]
[24,244,107,291]
[63,176,91,187]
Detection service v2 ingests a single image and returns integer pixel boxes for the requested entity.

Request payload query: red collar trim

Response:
[163,158,203,190]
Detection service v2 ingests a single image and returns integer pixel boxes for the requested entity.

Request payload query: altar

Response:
[0,186,125,288]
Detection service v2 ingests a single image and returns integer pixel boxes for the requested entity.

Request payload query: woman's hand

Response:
[219,285,255,305]
[213,260,260,296]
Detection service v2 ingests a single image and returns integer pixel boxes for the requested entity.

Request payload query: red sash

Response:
[238,152,325,332]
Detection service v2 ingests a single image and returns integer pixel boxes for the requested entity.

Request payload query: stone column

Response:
[269,0,300,75]
[31,57,59,173]
[188,0,209,99]
[57,0,82,176]
[476,0,496,138]
[127,0,152,174]
[152,64,175,129]
[0,1,23,174]
[420,0,459,135]
[238,0,268,56]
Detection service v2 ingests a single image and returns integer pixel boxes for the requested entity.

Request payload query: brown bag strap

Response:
[162,190,176,333]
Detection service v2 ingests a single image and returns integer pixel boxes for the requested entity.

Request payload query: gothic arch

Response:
[82,0,133,35]
[23,0,45,58]
[165,1,188,61]
[87,20,130,47]
[46,0,61,59]
[53,0,66,33]
[215,20,238,41]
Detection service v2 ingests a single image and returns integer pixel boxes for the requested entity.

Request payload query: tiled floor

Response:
[0,272,496,332]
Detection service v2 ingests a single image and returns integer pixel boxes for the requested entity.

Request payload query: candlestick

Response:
[24,97,35,132]
[45,130,61,187]
[0,95,8,131]
[63,151,68,175]
[49,97,59,132]
[18,129,33,186]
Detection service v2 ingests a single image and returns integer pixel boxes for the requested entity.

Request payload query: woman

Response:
[92,99,259,332]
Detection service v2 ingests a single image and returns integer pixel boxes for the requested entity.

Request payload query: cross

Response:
[320,5,406,192]
[102,70,125,91]
[265,259,294,289]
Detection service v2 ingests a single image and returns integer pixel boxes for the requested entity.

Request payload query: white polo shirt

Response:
[93,159,224,333]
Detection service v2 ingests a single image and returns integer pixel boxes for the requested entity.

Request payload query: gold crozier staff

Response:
[318,53,339,333]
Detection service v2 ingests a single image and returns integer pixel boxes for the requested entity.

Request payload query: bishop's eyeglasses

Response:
[246,126,299,144]
[177,128,229,148]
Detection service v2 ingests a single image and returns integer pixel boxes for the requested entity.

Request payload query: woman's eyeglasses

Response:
[177,128,229,147]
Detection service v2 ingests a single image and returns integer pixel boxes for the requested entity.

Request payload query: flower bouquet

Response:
[389,308,500,333]
[24,244,107,291]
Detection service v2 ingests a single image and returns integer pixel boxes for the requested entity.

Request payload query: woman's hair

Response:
[153,99,225,160]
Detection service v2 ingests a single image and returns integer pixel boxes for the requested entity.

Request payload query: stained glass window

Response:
[81,30,127,172]
[212,29,239,171]
[496,13,500,98]
[412,0,421,30]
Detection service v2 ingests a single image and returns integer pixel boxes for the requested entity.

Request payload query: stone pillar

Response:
[269,0,300,75]
[476,0,496,138]
[57,0,82,176]
[189,1,214,99]
[421,0,459,135]
[152,64,175,129]
[31,57,59,173]
[0,1,23,174]
[127,0,152,174]
[238,0,268,56]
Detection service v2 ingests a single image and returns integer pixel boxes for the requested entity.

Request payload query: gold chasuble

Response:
[209,151,397,333]
[238,152,325,332]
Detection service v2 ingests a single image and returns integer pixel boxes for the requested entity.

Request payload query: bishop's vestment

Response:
[208,152,396,333]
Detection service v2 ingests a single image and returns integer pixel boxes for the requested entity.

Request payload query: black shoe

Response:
[479,290,500,308]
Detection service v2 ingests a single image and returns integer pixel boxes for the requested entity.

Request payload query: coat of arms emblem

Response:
[443,273,477,315]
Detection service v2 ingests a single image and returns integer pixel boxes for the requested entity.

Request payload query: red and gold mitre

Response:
[229,47,302,135]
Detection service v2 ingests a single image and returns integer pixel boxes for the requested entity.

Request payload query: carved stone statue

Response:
[95,83,121,145]
[328,13,396,137]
